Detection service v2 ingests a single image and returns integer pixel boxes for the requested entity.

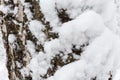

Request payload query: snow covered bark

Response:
[0,0,120,80]
[1,0,61,80]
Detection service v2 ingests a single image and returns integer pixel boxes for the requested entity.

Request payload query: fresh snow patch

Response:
[47,22,120,80]
[0,5,9,14]
[8,34,16,44]
[29,20,46,44]
[0,31,9,80]
[40,0,61,28]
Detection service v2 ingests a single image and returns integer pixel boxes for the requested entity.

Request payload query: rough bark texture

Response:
[0,0,85,80]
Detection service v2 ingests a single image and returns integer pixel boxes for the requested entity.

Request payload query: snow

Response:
[46,12,120,80]
[8,34,16,44]
[26,40,50,80]
[50,60,87,80]
[43,0,120,79]
[44,10,105,60]
[13,7,18,14]
[55,0,84,18]
[13,0,18,4]
[26,40,36,57]
[59,10,105,41]
[40,0,61,28]
[0,0,120,80]
[28,54,49,80]
[44,1,120,79]
[28,20,46,44]
[23,3,33,21]
[113,68,120,80]
[0,5,9,14]
[44,39,64,60]
[0,31,9,80]
[26,51,50,80]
